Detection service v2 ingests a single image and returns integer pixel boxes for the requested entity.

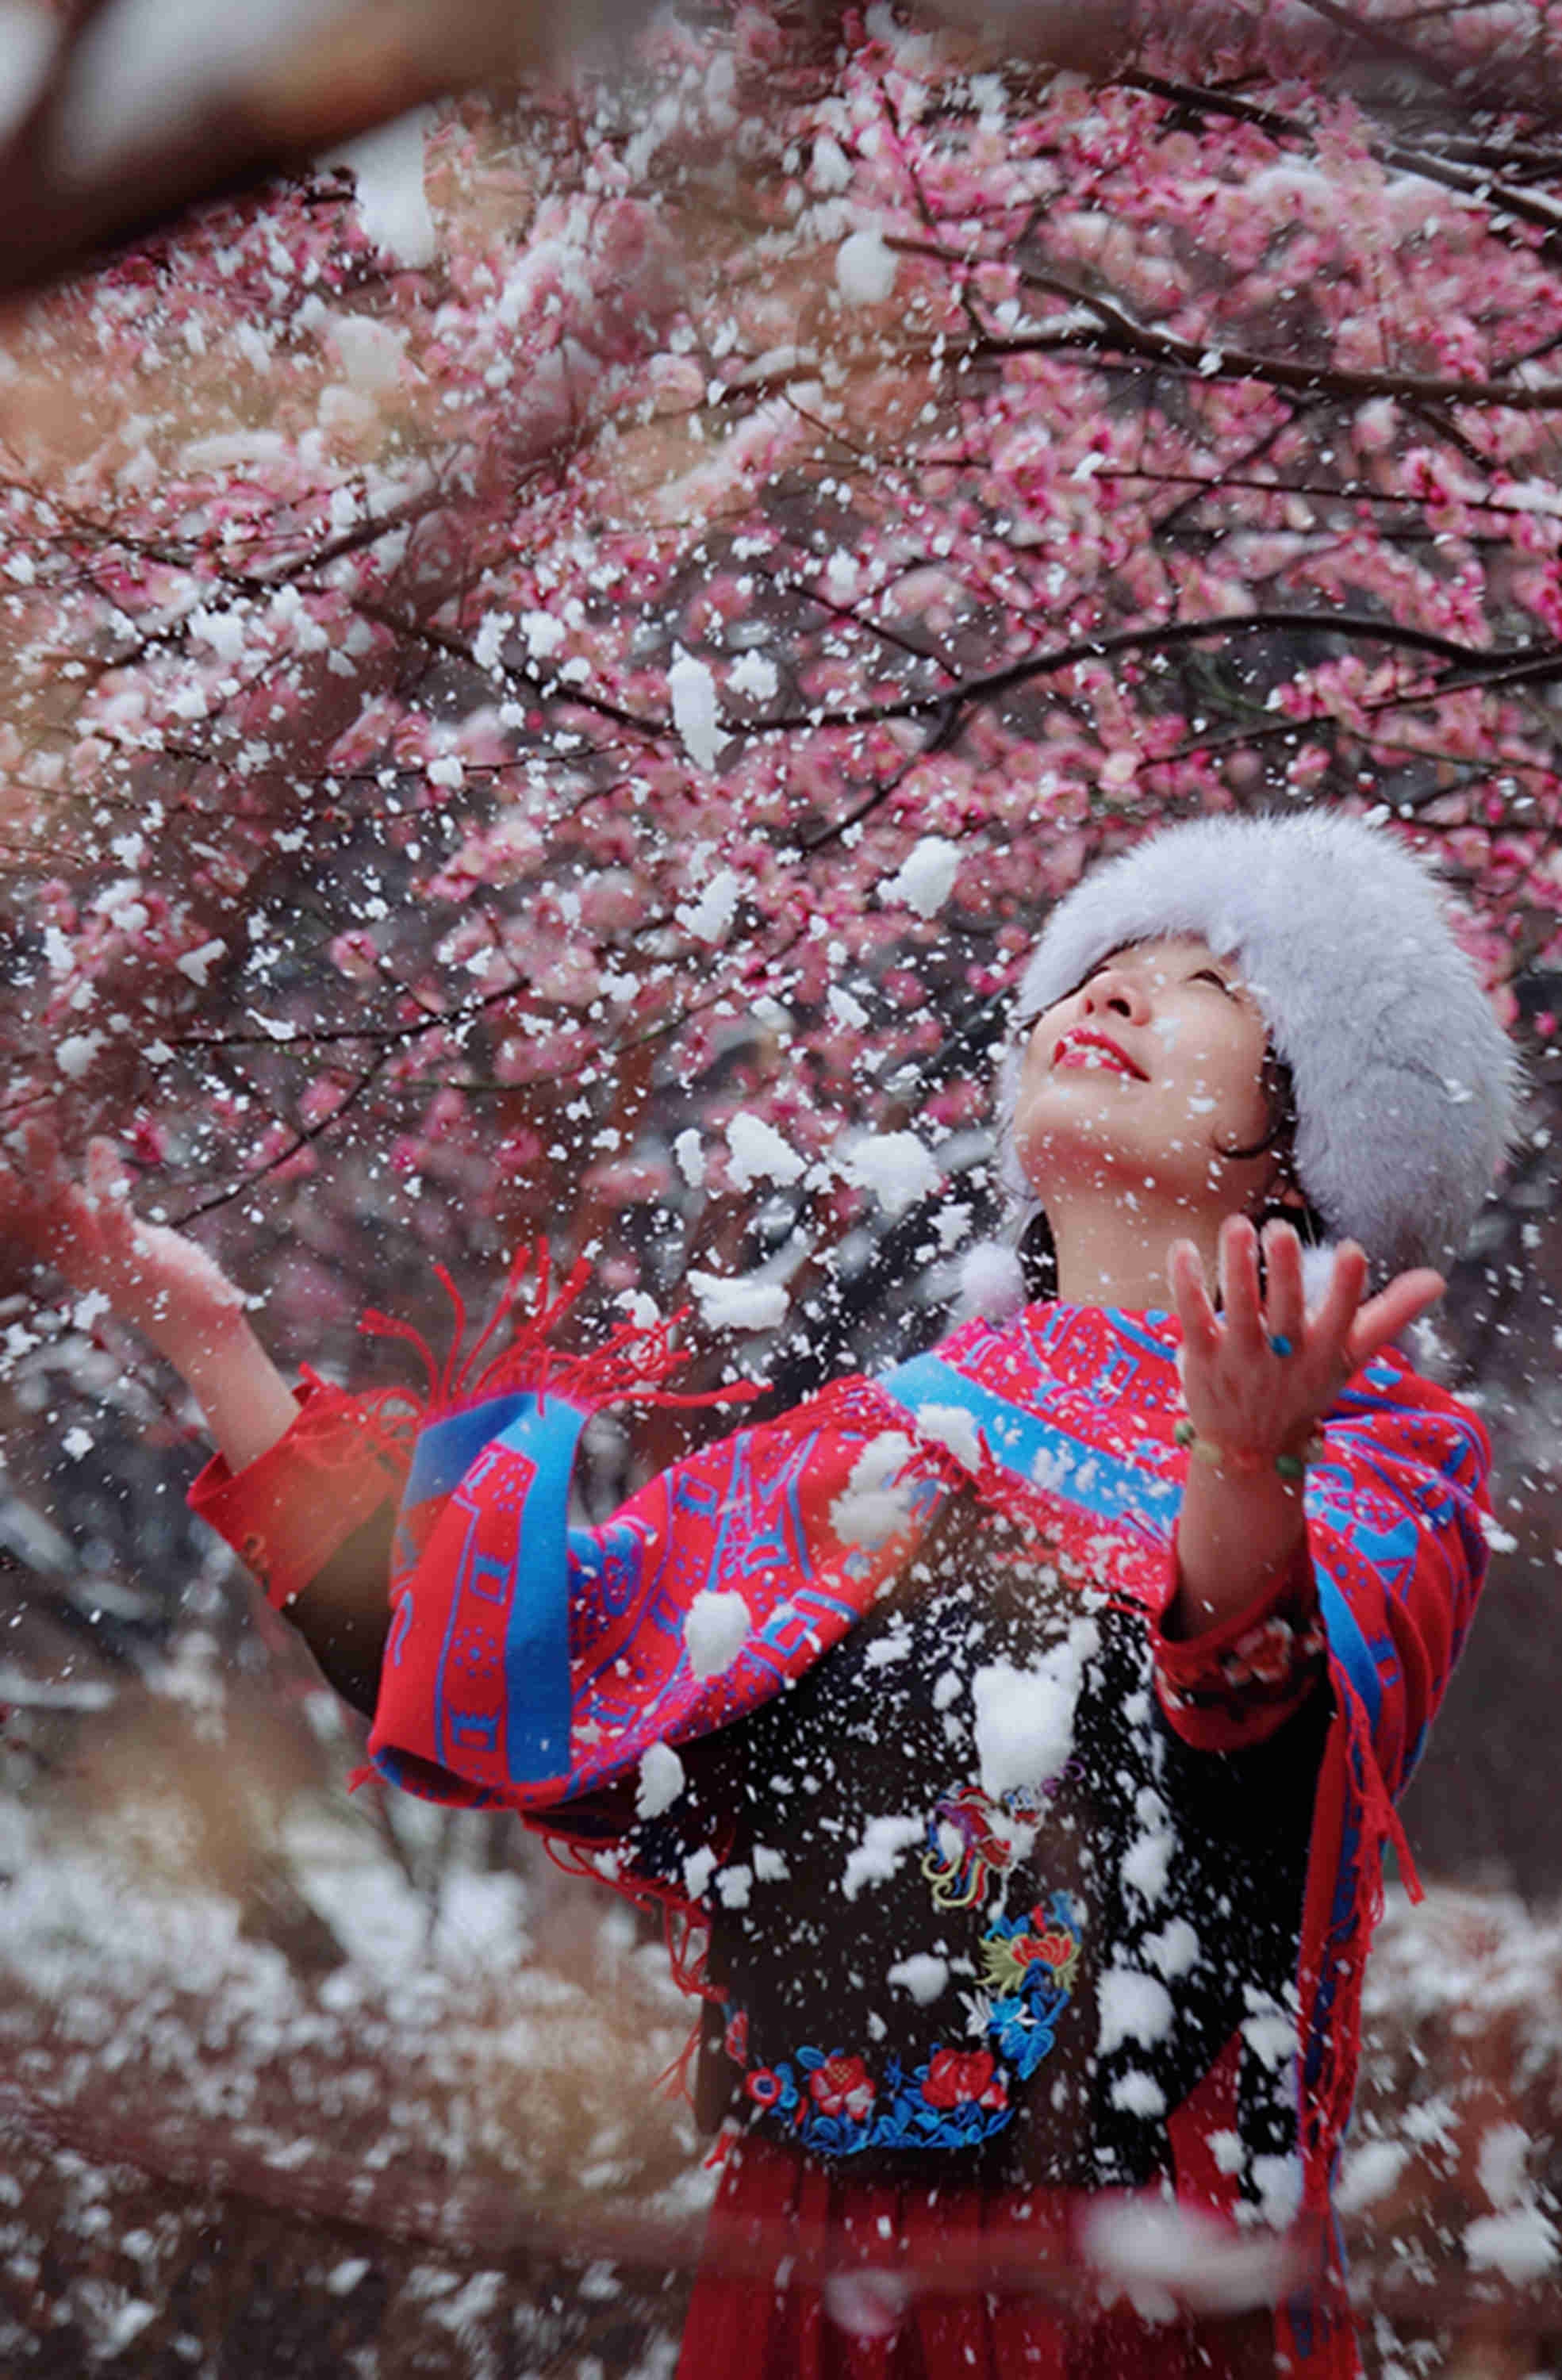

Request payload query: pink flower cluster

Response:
[2,2,1554,1322]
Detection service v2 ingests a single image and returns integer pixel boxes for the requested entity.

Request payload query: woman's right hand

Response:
[6,1123,314,1530]
[1,1124,246,1360]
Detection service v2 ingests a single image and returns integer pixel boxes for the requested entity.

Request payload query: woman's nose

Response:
[1080,967,1149,1022]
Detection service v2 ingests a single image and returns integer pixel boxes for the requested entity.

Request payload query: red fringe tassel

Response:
[358,1238,757,1427]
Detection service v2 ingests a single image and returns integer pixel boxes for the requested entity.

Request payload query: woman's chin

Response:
[1015,1106,1157,1186]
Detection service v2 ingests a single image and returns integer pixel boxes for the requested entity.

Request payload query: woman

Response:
[3,806,1514,2376]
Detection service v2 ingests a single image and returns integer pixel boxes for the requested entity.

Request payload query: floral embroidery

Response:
[722,1888,1084,2155]
[732,2039,1015,2155]
[808,2052,876,2119]
[1157,1564,1328,1727]
[922,2047,1007,2111]
[979,1896,1083,2000]
[1220,1613,1326,1691]
[967,1890,1084,2082]
[743,2065,796,2113]
[922,1779,1051,1908]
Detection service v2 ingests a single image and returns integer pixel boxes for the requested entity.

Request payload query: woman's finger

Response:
[1261,1220,1306,1355]
[1168,1238,1220,1357]
[1310,1241,1369,1365]
[1346,1268,1445,1372]
[1218,1215,1265,1351]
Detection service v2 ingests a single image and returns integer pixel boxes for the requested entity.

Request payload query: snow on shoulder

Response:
[685,1588,750,1680]
[831,1431,919,1549]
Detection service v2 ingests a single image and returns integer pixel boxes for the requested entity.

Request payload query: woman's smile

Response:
[1052,1027,1147,1081]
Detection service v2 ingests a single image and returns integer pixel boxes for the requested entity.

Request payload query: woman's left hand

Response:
[1168,1217,1445,1469]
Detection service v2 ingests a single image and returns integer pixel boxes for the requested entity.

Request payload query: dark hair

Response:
[1015,1044,1328,1304]
[1221,1048,1330,1254]
[1017,1207,1060,1303]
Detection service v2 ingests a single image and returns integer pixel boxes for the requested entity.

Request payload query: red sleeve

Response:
[369,1375,957,1814]
[1153,1350,1491,1787]
[187,1370,413,1610]
[1293,1352,1491,1801]
[1151,1537,1328,1752]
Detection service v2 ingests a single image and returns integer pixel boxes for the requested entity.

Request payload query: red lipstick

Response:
[1053,1027,1147,1081]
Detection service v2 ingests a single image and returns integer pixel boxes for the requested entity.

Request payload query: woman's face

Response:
[1011,935,1277,1228]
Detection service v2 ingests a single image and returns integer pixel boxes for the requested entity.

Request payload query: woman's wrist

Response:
[1173,1416,1325,1482]
[158,1304,302,1474]
[1171,1453,1310,1636]
[146,1289,251,1368]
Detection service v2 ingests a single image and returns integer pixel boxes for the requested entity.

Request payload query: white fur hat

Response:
[973,808,1519,1315]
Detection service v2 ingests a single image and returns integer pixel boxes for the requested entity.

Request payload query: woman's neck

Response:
[1047,1195,1222,1311]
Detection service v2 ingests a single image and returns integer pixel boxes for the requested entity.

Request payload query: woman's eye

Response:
[1191,969,1232,993]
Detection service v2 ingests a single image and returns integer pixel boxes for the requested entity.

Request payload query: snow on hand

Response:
[336,107,438,270]
[908,1400,984,1475]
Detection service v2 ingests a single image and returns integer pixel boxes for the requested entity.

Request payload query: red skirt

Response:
[677,2135,1289,2380]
